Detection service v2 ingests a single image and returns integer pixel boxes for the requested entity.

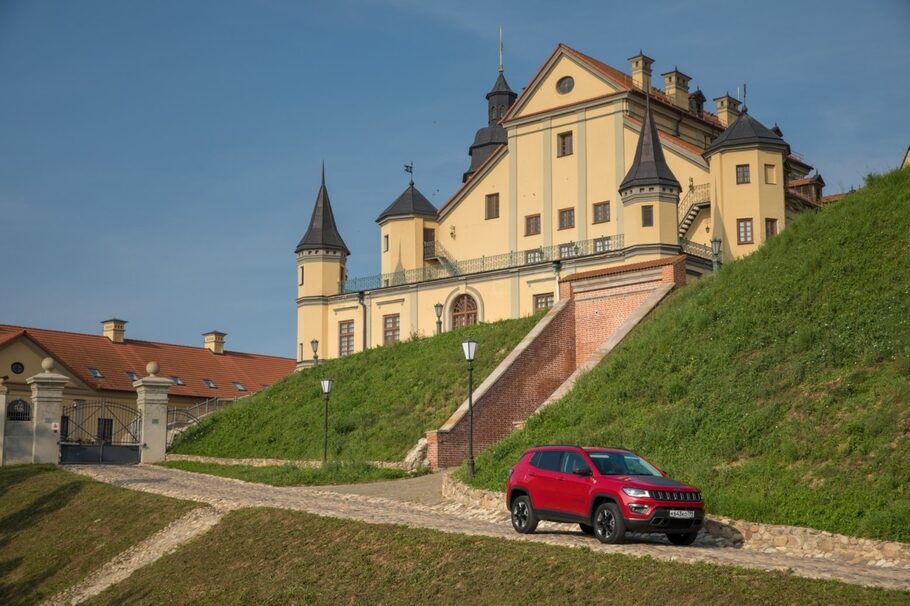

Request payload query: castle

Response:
[294,44,819,366]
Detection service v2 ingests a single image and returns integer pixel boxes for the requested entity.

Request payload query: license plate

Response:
[669,510,695,519]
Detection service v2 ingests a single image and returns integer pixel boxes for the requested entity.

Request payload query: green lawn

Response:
[466,168,910,542]
[171,314,542,461]
[161,460,426,486]
[88,507,908,605]
[0,465,197,606]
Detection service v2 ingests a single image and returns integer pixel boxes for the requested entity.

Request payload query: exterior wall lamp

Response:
[434,302,444,335]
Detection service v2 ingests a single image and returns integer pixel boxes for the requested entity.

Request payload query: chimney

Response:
[203,331,226,355]
[661,68,691,109]
[689,89,706,116]
[628,51,654,92]
[102,318,127,343]
[713,93,742,127]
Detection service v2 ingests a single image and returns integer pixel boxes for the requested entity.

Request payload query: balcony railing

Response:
[678,183,711,225]
[340,234,625,293]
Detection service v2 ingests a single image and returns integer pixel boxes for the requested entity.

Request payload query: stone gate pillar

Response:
[27,358,69,464]
[0,377,8,466]
[134,361,171,464]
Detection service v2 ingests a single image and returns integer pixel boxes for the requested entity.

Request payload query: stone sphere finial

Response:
[41,357,55,372]
[146,361,159,377]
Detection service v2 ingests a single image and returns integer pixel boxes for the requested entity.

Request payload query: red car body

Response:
[505,445,705,544]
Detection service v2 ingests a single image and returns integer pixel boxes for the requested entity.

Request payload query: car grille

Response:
[652,490,701,502]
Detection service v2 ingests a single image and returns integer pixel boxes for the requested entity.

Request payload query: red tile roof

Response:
[788,177,812,187]
[0,324,295,399]
[561,255,686,283]
[820,192,848,205]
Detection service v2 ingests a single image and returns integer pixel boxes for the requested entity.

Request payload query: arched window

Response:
[6,399,31,422]
[451,295,478,329]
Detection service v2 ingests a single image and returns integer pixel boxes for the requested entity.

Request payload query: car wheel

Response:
[666,531,699,546]
[579,523,595,535]
[510,495,538,534]
[593,502,625,544]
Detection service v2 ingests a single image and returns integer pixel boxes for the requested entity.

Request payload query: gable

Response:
[509,50,624,121]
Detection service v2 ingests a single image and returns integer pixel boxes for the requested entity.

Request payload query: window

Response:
[451,294,478,329]
[339,320,355,356]
[737,218,754,244]
[765,218,779,238]
[383,234,389,252]
[556,76,574,94]
[641,205,654,227]
[233,381,247,392]
[558,208,575,230]
[736,164,751,184]
[170,375,185,386]
[88,367,104,379]
[10,361,24,375]
[299,266,304,285]
[557,131,573,157]
[525,214,541,236]
[383,314,400,345]
[594,236,614,253]
[531,450,563,471]
[203,378,217,389]
[559,243,577,258]
[533,293,554,311]
[97,418,113,443]
[561,451,590,474]
[6,399,31,422]
[764,164,777,185]
[126,371,139,382]
[485,193,500,220]
[593,201,611,224]
[525,249,544,264]
[423,228,435,243]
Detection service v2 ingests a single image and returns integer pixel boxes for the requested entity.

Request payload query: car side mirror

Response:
[573,468,593,477]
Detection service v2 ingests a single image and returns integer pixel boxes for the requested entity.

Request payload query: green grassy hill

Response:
[468,168,910,542]
[172,314,541,461]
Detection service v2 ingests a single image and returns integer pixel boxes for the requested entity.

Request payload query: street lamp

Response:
[320,377,333,464]
[310,339,319,367]
[710,237,722,273]
[434,303,444,335]
[462,337,477,480]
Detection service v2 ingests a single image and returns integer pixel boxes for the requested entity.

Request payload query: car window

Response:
[532,450,563,471]
[561,451,589,474]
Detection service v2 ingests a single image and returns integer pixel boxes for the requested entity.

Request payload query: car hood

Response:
[609,475,695,490]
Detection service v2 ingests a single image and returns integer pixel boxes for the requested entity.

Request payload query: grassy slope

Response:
[468,169,910,542]
[0,465,197,606]
[89,508,908,606]
[172,314,541,461]
[160,460,425,486]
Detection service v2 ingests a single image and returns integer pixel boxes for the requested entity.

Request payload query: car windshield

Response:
[587,452,662,477]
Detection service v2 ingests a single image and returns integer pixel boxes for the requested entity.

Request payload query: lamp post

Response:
[434,303,444,335]
[462,337,477,480]
[310,339,319,367]
[710,237,722,273]
[320,377,333,464]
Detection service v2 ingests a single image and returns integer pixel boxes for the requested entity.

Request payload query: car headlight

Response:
[622,487,650,498]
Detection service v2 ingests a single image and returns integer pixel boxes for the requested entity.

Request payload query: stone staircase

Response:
[677,183,711,238]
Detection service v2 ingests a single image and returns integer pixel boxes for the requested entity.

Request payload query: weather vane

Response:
[404,161,414,185]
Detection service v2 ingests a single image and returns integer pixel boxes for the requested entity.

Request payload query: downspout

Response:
[358,291,368,352]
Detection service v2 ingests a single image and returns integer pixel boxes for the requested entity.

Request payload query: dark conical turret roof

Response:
[376,181,438,223]
[704,109,789,157]
[619,99,680,192]
[486,72,515,99]
[295,168,350,254]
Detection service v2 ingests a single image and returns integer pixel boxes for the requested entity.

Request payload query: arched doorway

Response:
[451,294,478,329]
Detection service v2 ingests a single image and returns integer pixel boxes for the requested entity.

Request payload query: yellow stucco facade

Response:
[295,44,818,365]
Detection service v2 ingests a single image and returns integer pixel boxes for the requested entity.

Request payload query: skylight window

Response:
[170,375,185,386]
[203,378,217,389]
[88,367,104,379]
[126,371,139,381]
[233,381,247,392]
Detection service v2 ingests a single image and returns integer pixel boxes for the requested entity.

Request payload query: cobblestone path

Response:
[66,464,910,591]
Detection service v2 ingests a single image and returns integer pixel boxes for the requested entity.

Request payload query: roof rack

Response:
[532,444,583,449]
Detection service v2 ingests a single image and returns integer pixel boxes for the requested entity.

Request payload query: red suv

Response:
[506,445,704,545]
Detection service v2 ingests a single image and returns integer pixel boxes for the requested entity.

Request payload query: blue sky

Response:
[1,0,907,357]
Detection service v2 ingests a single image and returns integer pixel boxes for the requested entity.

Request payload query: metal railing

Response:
[166,394,251,448]
[678,183,711,225]
[680,238,712,259]
[341,234,625,293]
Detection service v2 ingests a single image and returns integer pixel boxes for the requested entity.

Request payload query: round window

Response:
[11,362,24,375]
[556,76,574,94]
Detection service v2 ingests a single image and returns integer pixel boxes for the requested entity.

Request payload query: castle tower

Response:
[376,176,438,282]
[704,107,789,262]
[618,95,681,254]
[295,167,349,366]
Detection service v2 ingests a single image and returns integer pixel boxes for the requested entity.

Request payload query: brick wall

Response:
[573,281,661,364]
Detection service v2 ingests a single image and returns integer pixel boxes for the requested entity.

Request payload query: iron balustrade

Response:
[340,235,625,293]
[677,183,711,225]
[680,238,712,259]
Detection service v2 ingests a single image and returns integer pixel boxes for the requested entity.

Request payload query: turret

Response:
[376,177,438,279]
[704,107,789,261]
[618,95,681,253]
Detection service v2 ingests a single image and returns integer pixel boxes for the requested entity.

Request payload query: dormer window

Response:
[203,378,217,389]
[170,375,185,386]
[233,381,247,392]
[88,367,104,379]
[126,371,139,381]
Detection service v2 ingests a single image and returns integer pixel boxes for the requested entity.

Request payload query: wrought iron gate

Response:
[60,400,142,464]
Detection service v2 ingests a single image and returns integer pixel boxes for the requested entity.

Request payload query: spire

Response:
[498,26,503,73]
[619,94,680,192]
[295,167,349,254]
